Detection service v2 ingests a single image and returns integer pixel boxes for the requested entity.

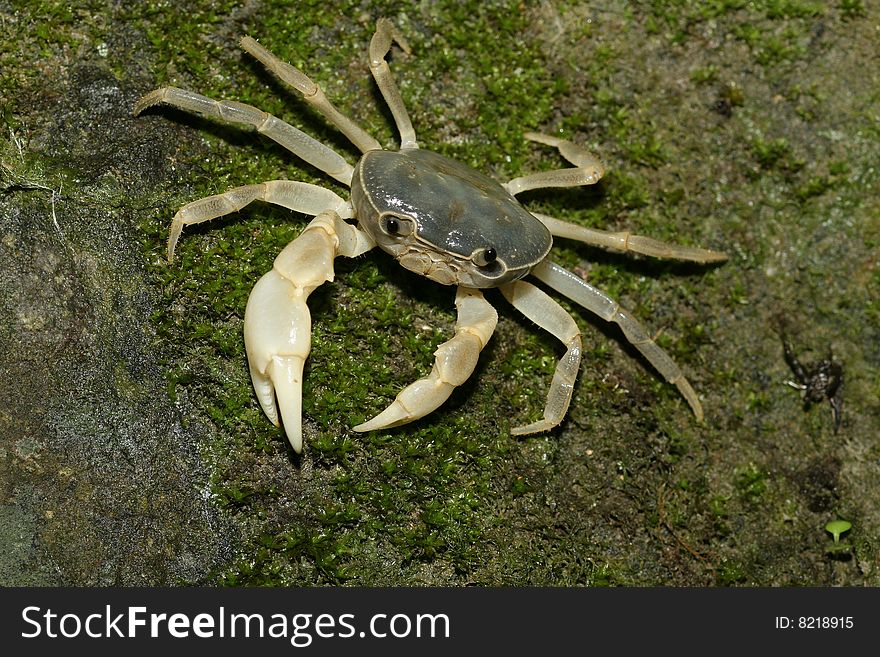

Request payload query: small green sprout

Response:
[825,519,852,544]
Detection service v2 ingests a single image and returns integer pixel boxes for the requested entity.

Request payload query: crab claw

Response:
[353,287,497,433]
[244,268,312,453]
[243,211,376,452]
[244,215,338,453]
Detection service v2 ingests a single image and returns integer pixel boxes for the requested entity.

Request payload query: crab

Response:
[134,19,727,453]
[779,326,844,433]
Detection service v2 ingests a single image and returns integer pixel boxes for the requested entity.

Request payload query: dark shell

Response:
[355,149,551,269]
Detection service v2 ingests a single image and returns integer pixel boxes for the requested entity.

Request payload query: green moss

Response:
[709,496,731,534]
[751,136,793,170]
[234,526,357,585]
[734,463,769,506]
[715,559,747,585]
[690,65,719,85]
[764,0,823,19]
[840,0,866,18]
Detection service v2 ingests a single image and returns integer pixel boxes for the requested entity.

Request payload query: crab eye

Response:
[472,247,498,267]
[380,214,413,236]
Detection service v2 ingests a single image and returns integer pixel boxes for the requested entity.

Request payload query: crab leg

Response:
[525,132,603,167]
[133,87,354,185]
[240,36,382,154]
[353,287,497,432]
[505,132,604,195]
[531,259,704,421]
[500,280,583,434]
[369,18,418,150]
[164,181,351,261]
[245,211,375,452]
[532,212,728,264]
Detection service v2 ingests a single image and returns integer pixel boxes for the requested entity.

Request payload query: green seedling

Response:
[824,520,852,556]
[825,519,851,543]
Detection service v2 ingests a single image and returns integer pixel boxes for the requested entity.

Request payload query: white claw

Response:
[243,211,375,452]
[244,268,313,452]
[354,287,497,433]
[244,216,336,452]
[353,377,456,432]
[266,355,306,453]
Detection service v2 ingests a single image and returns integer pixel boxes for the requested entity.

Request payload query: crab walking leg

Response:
[353,287,497,432]
[532,212,728,264]
[245,211,375,452]
[524,132,603,168]
[240,36,382,154]
[369,18,418,150]
[500,280,583,435]
[133,87,354,185]
[166,181,352,261]
[531,260,704,421]
[504,132,605,195]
